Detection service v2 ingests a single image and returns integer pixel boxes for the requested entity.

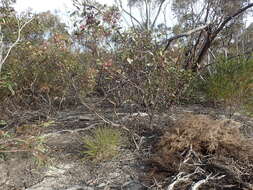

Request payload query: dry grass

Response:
[147,114,253,188]
[153,114,253,171]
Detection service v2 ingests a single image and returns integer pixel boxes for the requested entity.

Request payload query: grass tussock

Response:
[82,127,122,162]
[197,58,253,115]
[152,114,253,172]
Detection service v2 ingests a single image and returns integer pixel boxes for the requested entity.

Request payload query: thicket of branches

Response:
[0,0,252,115]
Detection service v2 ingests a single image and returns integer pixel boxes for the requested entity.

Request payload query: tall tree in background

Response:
[72,0,253,71]
[115,0,167,31]
[166,0,253,71]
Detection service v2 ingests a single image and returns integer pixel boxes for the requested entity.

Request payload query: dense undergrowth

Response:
[0,4,252,114]
[194,57,253,115]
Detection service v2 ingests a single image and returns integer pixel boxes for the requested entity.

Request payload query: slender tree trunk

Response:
[0,17,34,74]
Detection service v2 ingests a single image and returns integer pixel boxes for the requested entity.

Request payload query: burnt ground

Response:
[0,101,253,190]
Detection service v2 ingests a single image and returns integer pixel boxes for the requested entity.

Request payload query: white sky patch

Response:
[14,0,118,31]
[13,0,253,29]
[14,0,114,13]
[14,0,72,13]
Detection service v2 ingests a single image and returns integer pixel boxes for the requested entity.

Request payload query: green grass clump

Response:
[82,127,122,162]
[197,57,253,115]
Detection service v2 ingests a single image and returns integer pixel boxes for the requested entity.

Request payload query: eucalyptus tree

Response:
[165,0,253,71]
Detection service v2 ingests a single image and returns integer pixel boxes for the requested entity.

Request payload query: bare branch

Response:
[151,0,166,29]
[191,174,225,190]
[194,2,253,69]
[164,24,209,51]
[70,76,129,132]
[115,0,144,29]
[214,3,253,38]
[167,167,203,190]
[0,16,34,73]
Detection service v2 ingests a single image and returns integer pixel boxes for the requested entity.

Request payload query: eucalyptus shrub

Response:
[97,30,194,114]
[2,42,96,107]
[0,12,97,107]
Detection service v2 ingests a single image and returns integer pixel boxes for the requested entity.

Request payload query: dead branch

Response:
[167,167,203,190]
[194,2,253,69]
[167,172,192,190]
[164,25,209,51]
[214,3,253,38]
[70,77,129,132]
[191,174,225,190]
[42,123,102,138]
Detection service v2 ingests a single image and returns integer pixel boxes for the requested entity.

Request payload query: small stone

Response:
[97,183,106,188]
[78,116,93,121]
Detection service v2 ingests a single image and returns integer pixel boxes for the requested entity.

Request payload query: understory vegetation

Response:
[1,0,253,189]
[0,1,252,115]
[195,57,253,115]
[82,127,122,162]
